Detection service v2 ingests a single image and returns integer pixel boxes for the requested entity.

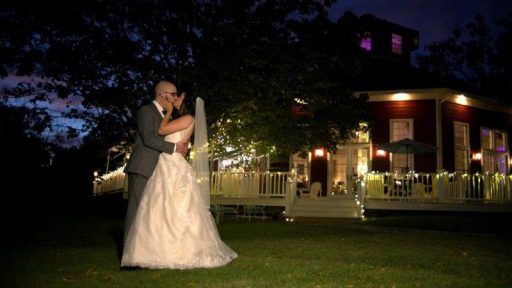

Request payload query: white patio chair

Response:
[301,181,322,198]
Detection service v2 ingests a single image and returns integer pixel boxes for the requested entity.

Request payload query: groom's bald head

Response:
[154,80,177,100]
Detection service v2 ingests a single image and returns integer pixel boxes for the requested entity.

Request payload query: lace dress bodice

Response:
[165,121,194,143]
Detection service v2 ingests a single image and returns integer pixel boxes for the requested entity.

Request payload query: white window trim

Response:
[389,118,414,172]
[480,127,509,173]
[391,33,402,55]
[453,121,470,173]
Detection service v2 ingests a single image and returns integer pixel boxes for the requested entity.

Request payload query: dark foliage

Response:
[417,12,512,103]
[0,0,368,158]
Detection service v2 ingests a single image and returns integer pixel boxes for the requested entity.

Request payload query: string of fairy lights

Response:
[210,117,276,171]
[93,116,512,218]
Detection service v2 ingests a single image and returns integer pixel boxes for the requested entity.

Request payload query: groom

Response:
[123,80,188,242]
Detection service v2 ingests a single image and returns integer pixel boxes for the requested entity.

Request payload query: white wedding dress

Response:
[121,121,238,269]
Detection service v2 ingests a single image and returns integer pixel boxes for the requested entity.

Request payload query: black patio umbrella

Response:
[378,138,437,172]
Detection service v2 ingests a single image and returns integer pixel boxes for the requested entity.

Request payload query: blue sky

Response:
[329,0,512,58]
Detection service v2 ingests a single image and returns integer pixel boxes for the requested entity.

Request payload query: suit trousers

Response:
[124,173,149,243]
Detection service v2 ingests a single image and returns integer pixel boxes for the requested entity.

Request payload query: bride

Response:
[121,93,237,269]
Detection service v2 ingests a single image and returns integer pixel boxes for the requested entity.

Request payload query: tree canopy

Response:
[0,0,368,159]
[416,12,512,103]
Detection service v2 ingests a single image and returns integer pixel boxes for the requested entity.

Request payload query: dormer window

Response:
[391,33,402,55]
[360,33,372,51]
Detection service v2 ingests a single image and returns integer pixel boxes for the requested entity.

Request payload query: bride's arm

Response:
[159,114,194,135]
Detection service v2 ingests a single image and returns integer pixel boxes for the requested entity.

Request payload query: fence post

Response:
[435,172,447,202]
[285,171,297,215]
[356,176,366,218]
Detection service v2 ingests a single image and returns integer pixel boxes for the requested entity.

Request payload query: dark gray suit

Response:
[123,102,175,241]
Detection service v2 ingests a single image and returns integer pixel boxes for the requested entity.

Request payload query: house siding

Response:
[442,101,512,173]
[369,99,437,172]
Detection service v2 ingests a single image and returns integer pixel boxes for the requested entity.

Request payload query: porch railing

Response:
[210,171,297,213]
[360,172,512,202]
[211,171,294,197]
[93,166,127,195]
[92,169,512,211]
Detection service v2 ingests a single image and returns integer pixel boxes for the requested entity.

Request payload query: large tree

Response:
[416,12,512,103]
[0,103,55,214]
[0,0,368,160]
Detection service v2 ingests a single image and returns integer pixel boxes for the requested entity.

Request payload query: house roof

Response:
[351,13,510,105]
[352,57,476,93]
[355,87,512,115]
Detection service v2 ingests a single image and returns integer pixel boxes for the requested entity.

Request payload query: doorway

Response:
[330,146,370,196]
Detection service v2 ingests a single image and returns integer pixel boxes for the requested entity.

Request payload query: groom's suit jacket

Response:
[124,102,175,178]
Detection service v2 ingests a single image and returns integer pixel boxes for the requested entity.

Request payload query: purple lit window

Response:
[496,145,506,152]
[495,131,506,152]
[481,128,492,150]
[497,155,507,173]
[391,33,402,54]
[360,35,372,51]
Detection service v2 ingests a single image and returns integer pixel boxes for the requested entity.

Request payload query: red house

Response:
[291,89,512,198]
[96,13,512,218]
[281,14,512,217]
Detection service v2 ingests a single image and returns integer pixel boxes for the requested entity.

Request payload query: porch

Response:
[210,171,512,218]
[92,170,512,218]
[360,171,512,213]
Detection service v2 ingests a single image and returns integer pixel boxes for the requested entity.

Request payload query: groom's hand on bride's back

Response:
[175,142,189,156]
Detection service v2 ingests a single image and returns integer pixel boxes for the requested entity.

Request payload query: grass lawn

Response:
[1,199,511,288]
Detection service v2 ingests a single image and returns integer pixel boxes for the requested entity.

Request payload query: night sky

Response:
[2,0,511,91]
[330,0,512,58]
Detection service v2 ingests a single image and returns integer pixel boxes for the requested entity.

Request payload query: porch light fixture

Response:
[314,148,325,157]
[454,94,468,105]
[376,149,386,157]
[472,152,482,161]
[391,93,410,101]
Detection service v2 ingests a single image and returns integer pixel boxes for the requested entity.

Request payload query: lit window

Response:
[292,153,309,188]
[391,33,402,55]
[351,123,369,143]
[481,128,492,150]
[495,131,506,152]
[454,122,470,173]
[391,119,411,142]
[390,119,413,173]
[360,34,372,51]
[454,122,469,146]
[331,149,347,194]
[481,127,509,173]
